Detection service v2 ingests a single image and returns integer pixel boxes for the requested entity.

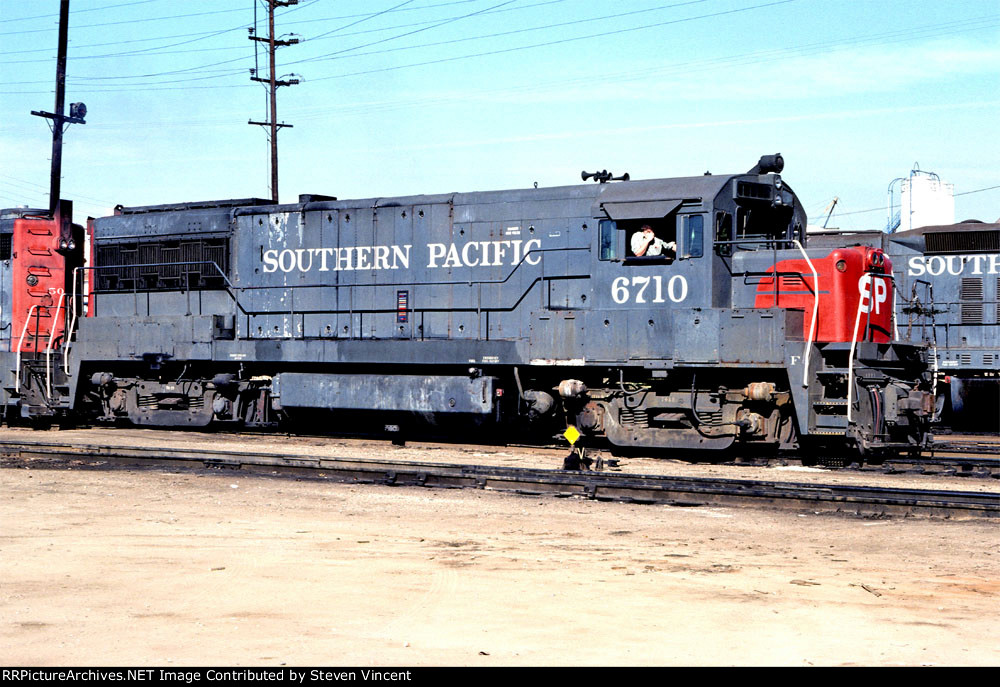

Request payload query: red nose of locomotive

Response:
[755,245,894,343]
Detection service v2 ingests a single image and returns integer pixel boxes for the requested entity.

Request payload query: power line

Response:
[2,5,995,94]
[0,174,118,207]
[295,0,711,65]
[831,185,1000,218]
[310,0,419,41]
[0,0,462,39]
[0,7,250,36]
[64,0,522,80]
[0,0,166,24]
[305,10,998,83]
[0,0,326,58]
[13,0,768,86]
[300,0,523,64]
[956,185,1000,197]
[306,0,799,81]
[0,0,511,64]
[0,0,533,77]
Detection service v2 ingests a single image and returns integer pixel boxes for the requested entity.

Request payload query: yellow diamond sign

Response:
[563,425,581,445]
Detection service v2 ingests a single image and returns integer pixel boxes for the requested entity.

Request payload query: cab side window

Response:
[598,219,617,261]
[715,211,733,256]
[682,214,704,258]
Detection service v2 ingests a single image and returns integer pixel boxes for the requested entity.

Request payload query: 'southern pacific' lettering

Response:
[426,238,541,268]
[908,253,1000,277]
[262,239,543,274]
[262,245,411,273]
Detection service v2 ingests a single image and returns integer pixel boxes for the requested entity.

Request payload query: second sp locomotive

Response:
[811,219,1000,433]
[1,155,934,456]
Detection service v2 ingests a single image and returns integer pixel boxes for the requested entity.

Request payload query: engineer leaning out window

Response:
[630,224,676,257]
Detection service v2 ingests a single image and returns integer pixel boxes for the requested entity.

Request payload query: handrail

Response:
[64,266,82,375]
[846,274,871,424]
[847,272,893,424]
[792,240,818,388]
[14,304,39,394]
[46,291,67,400]
[892,276,900,341]
[930,342,939,422]
[713,238,798,248]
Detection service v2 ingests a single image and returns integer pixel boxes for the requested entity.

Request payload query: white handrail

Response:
[64,266,83,375]
[847,272,890,423]
[14,304,40,394]
[46,291,67,400]
[846,276,868,424]
[892,275,900,341]
[792,240,819,388]
[930,343,939,422]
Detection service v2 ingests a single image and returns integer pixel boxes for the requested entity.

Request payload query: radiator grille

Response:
[95,237,229,292]
[959,277,985,324]
[925,229,1000,254]
[960,277,984,300]
[961,304,984,324]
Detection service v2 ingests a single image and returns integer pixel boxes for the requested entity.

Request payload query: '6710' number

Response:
[611,275,688,304]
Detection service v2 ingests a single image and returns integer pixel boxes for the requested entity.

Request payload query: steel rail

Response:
[927,441,1000,456]
[1,437,996,518]
[878,456,999,478]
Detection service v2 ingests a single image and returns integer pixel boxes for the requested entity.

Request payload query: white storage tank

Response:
[897,168,954,232]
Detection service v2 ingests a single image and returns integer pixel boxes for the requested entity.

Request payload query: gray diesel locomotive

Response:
[2,156,934,456]
[811,220,1000,434]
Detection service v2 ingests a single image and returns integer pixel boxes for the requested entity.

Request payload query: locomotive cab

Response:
[580,158,929,456]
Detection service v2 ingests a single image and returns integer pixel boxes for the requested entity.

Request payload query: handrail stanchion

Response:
[792,240,819,388]
[64,266,82,375]
[15,305,40,393]
[847,273,876,423]
[46,291,67,400]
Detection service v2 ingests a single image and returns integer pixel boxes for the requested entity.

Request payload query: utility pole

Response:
[30,0,87,217]
[249,0,300,204]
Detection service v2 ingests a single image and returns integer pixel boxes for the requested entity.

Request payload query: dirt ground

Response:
[4,426,1000,493]
[1,461,998,667]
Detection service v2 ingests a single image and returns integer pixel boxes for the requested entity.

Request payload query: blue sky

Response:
[1,0,998,228]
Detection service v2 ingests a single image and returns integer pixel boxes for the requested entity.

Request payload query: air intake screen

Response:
[925,230,1000,254]
[735,181,771,201]
[95,237,229,292]
[961,303,984,324]
[960,277,984,324]
[960,277,984,300]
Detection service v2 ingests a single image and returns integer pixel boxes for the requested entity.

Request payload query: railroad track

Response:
[880,455,1000,478]
[1,436,996,519]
